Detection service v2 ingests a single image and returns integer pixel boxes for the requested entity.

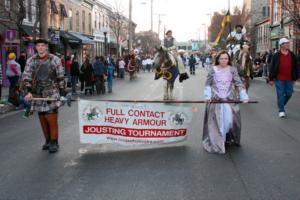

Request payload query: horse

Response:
[127,55,137,80]
[153,47,188,100]
[236,44,253,92]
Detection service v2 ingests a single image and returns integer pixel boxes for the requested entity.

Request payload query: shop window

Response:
[5,0,10,11]
[27,0,32,22]
[69,9,73,31]
[89,13,92,33]
[82,11,86,33]
[76,11,79,32]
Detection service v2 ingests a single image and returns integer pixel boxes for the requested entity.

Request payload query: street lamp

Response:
[102,27,109,56]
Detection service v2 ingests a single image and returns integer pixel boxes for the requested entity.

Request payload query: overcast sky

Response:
[103,0,243,41]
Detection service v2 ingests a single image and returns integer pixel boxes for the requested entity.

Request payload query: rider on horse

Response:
[156,30,189,82]
[226,25,248,59]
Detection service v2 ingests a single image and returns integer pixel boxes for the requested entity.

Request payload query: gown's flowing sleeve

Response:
[231,67,249,101]
[204,67,214,100]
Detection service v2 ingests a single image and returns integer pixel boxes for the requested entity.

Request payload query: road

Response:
[0,65,300,200]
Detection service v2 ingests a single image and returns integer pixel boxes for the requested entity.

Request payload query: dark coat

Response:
[81,62,94,86]
[71,61,80,76]
[269,51,298,81]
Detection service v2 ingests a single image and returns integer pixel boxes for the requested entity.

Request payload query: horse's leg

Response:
[244,77,250,92]
[169,81,174,100]
[163,80,168,100]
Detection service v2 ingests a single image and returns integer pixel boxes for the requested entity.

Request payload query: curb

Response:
[0,103,16,114]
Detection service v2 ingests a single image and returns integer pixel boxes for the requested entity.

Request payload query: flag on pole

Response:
[211,11,231,47]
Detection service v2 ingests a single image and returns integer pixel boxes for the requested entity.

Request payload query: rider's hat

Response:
[235,24,243,29]
[165,30,172,35]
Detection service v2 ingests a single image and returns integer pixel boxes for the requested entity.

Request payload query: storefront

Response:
[93,32,105,56]
[0,29,20,87]
[68,32,95,63]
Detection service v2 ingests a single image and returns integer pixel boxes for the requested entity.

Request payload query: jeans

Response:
[119,68,125,79]
[71,76,78,93]
[107,77,113,92]
[275,80,294,112]
[262,63,269,77]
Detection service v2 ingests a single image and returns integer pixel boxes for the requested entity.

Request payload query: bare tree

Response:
[281,0,300,29]
[135,31,160,55]
[108,0,127,57]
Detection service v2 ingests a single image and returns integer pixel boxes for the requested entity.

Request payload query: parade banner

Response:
[79,100,192,145]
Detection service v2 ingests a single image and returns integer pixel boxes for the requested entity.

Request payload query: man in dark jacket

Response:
[93,56,105,94]
[189,54,196,75]
[269,38,298,118]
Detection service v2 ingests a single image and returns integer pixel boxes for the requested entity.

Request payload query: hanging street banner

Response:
[79,100,192,146]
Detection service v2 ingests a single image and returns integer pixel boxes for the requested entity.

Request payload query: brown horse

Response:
[236,44,252,92]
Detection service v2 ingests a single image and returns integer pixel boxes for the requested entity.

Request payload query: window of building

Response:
[273,0,278,22]
[60,5,68,29]
[95,12,97,30]
[82,10,86,32]
[50,0,58,28]
[27,0,32,22]
[102,15,105,27]
[88,13,92,33]
[5,0,10,10]
[69,9,73,31]
[99,14,101,29]
[76,11,79,32]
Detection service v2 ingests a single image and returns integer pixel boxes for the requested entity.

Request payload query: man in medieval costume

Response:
[23,39,66,153]
[158,30,189,82]
[226,24,248,58]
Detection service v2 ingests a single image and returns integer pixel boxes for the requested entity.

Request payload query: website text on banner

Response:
[79,100,192,145]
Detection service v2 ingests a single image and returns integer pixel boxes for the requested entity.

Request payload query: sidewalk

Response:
[0,87,16,114]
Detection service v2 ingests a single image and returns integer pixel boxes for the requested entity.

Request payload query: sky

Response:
[103,0,244,42]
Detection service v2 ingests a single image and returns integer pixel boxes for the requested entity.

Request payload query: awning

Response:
[22,25,35,36]
[60,31,80,44]
[68,32,95,44]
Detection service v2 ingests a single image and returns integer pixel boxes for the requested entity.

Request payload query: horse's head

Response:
[153,46,172,69]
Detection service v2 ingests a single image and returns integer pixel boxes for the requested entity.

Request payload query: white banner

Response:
[79,100,192,146]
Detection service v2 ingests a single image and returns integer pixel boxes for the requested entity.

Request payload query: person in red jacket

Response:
[269,38,298,118]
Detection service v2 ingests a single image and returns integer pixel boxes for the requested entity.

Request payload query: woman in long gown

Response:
[202,50,249,154]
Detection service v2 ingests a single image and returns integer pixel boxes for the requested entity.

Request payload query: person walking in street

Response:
[81,57,94,95]
[6,52,21,106]
[266,49,273,83]
[202,50,249,154]
[70,56,80,95]
[0,63,2,100]
[65,56,72,88]
[18,52,27,73]
[119,57,126,79]
[93,56,105,94]
[22,38,66,153]
[269,38,298,118]
[107,58,114,93]
[189,54,196,75]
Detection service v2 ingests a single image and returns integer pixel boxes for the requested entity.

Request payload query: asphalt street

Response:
[0,65,300,200]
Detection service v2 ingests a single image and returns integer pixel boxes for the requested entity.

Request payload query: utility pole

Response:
[40,0,48,39]
[151,0,153,31]
[128,0,132,53]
